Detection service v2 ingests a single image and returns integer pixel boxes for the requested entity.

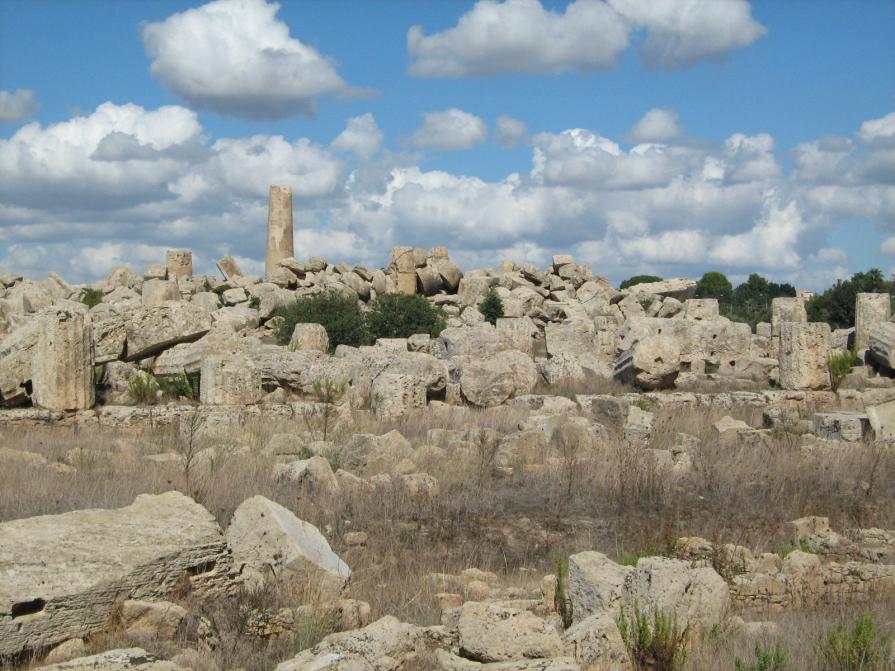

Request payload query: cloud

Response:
[710,198,804,269]
[331,113,384,159]
[408,0,765,78]
[722,133,781,183]
[408,0,630,77]
[628,108,682,143]
[0,89,39,123]
[608,0,767,68]
[494,115,528,148]
[859,111,895,146]
[142,0,354,119]
[410,109,487,151]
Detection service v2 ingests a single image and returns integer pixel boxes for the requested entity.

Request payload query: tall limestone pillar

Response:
[778,322,831,390]
[855,293,891,350]
[266,185,294,277]
[165,250,193,279]
[32,308,95,411]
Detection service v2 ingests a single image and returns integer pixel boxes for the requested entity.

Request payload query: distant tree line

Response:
[620,269,895,330]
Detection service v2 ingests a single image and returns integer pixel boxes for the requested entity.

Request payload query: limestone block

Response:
[39,648,188,670]
[0,321,38,406]
[143,264,167,280]
[683,298,719,321]
[216,255,243,281]
[568,551,632,622]
[266,186,294,276]
[221,287,248,305]
[855,292,891,350]
[563,613,633,671]
[457,276,497,306]
[627,278,696,301]
[120,599,187,640]
[371,372,426,419]
[416,265,443,295]
[433,257,462,291]
[0,492,231,657]
[545,319,598,358]
[31,308,94,411]
[165,250,192,279]
[123,302,212,361]
[227,496,350,599]
[778,322,831,390]
[771,297,807,337]
[496,316,537,356]
[397,271,417,295]
[289,323,329,352]
[141,279,180,307]
[455,601,564,663]
[199,353,262,405]
[614,334,680,390]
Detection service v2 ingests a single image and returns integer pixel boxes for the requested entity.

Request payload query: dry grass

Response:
[1,398,894,670]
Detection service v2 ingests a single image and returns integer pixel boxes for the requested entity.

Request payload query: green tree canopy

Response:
[366,293,447,339]
[806,268,893,329]
[695,271,733,303]
[620,275,662,290]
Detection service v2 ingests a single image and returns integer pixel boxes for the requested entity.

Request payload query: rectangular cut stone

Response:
[0,492,231,657]
[123,302,212,361]
[397,272,417,295]
[216,255,243,281]
[771,297,807,337]
[266,186,294,277]
[868,321,895,371]
[199,353,263,405]
[389,246,416,273]
[778,322,831,390]
[855,293,891,350]
[165,250,192,279]
[31,308,94,411]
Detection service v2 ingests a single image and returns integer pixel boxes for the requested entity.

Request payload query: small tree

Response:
[696,271,733,303]
[736,643,788,671]
[366,293,446,339]
[303,378,347,442]
[617,605,689,671]
[275,291,370,351]
[817,613,891,671]
[479,289,504,325]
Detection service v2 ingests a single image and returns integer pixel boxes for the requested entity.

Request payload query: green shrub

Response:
[127,372,160,405]
[829,349,861,391]
[248,295,261,309]
[620,275,663,290]
[736,643,788,671]
[366,293,446,339]
[157,371,200,401]
[81,288,104,309]
[817,613,891,671]
[274,291,370,351]
[617,605,689,671]
[211,283,233,296]
[479,289,504,325]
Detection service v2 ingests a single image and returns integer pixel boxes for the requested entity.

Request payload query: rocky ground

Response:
[1,248,894,670]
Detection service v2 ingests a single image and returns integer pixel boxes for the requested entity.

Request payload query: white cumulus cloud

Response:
[0,89,39,123]
[410,109,487,151]
[142,0,354,119]
[628,108,682,143]
[331,113,384,159]
[494,115,528,148]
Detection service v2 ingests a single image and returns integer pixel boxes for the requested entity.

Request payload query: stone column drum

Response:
[389,245,417,295]
[165,249,193,279]
[266,185,294,277]
[31,308,95,410]
[778,322,831,390]
[855,292,891,350]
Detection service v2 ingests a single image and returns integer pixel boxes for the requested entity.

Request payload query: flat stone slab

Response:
[39,648,187,670]
[0,492,231,656]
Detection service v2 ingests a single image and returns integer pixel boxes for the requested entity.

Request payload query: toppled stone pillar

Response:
[199,353,262,405]
[31,308,94,411]
[855,293,891,350]
[778,322,831,390]
[266,185,294,277]
[216,255,243,282]
[165,249,193,279]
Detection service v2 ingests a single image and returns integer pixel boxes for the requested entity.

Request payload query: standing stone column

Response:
[778,322,831,390]
[389,245,417,295]
[266,185,294,277]
[855,293,891,350]
[32,308,95,410]
[165,250,193,279]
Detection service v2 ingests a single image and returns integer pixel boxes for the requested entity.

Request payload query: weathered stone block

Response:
[32,308,94,411]
[778,322,831,390]
[165,250,192,279]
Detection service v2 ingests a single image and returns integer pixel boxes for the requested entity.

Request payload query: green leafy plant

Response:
[366,293,446,339]
[157,371,200,401]
[817,613,892,671]
[736,643,788,671]
[617,605,689,671]
[274,291,370,352]
[127,371,159,405]
[478,289,504,325]
[81,288,104,309]
[829,349,861,391]
[554,557,573,629]
[620,275,663,290]
[303,378,348,442]
[248,295,261,309]
[211,283,233,296]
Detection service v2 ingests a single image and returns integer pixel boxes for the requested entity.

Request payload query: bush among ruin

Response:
[829,350,861,391]
[618,604,689,671]
[275,291,370,351]
[735,643,788,671]
[479,289,504,325]
[817,613,892,671]
[80,287,104,309]
[620,274,663,289]
[366,293,446,340]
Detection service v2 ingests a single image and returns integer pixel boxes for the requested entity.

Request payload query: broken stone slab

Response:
[626,278,696,301]
[868,322,895,371]
[0,320,38,406]
[454,601,565,663]
[216,255,243,281]
[123,302,213,361]
[614,334,681,390]
[0,492,232,657]
[226,495,350,599]
[39,648,189,670]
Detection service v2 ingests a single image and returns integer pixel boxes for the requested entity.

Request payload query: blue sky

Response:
[0,0,893,288]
